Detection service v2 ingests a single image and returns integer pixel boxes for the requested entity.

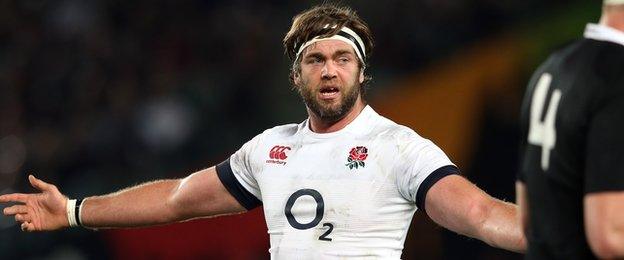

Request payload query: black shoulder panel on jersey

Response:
[416,165,460,211]
[216,159,262,210]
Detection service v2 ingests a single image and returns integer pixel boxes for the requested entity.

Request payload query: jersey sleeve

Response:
[394,131,459,210]
[215,133,264,210]
[584,92,624,193]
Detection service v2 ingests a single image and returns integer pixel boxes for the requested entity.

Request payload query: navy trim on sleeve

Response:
[216,159,262,210]
[415,165,460,211]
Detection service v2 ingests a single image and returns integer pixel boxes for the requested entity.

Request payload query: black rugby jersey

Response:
[518,24,624,259]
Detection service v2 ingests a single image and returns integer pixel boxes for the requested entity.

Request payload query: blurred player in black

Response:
[516,0,624,259]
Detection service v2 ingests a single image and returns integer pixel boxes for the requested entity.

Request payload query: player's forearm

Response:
[585,193,624,258]
[80,179,183,228]
[477,199,526,253]
[587,219,624,258]
[590,231,624,259]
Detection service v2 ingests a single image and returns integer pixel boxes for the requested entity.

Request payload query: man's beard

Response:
[298,80,360,123]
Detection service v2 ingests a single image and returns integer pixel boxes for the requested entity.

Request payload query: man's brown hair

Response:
[283,4,375,90]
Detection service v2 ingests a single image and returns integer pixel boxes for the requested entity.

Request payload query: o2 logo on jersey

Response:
[284,189,334,241]
[345,146,368,170]
[266,145,290,165]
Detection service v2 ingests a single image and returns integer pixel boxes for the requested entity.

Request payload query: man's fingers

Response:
[3,204,28,216]
[29,175,52,192]
[15,213,31,223]
[20,222,33,232]
[0,193,28,203]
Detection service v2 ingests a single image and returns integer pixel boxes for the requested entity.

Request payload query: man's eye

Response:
[338,57,350,63]
[306,57,322,64]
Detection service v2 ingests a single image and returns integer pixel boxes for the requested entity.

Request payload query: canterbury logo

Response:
[269,145,291,160]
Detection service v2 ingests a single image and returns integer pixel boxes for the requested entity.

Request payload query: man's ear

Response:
[359,69,365,84]
[293,71,302,87]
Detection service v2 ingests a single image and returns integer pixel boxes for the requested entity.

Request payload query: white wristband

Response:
[78,199,86,227]
[66,199,78,227]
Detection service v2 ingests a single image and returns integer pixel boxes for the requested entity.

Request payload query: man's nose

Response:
[321,61,337,79]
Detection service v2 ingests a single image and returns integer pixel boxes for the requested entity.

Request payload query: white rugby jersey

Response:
[216,105,458,259]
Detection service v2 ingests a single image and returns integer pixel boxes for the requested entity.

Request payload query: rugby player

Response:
[517,0,624,258]
[2,4,525,258]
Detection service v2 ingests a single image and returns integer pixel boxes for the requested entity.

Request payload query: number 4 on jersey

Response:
[528,73,562,171]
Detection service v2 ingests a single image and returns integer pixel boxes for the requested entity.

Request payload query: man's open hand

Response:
[0,175,69,231]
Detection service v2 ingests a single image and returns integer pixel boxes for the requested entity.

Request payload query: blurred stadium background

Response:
[0,0,600,259]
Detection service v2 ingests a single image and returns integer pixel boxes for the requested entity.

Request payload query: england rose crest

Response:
[346,146,368,169]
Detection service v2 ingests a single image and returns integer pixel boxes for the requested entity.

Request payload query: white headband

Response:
[605,0,624,4]
[295,26,366,63]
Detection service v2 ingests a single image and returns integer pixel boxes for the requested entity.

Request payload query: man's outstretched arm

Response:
[0,166,246,231]
[424,175,526,253]
[515,181,530,242]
